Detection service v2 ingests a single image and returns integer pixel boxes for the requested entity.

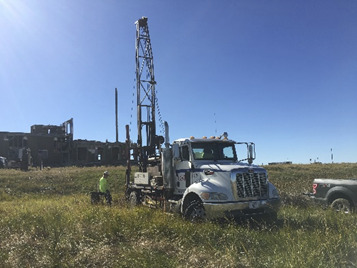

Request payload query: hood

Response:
[186,162,267,201]
[195,161,265,173]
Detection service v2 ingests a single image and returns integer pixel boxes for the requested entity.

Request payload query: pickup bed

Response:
[310,178,357,213]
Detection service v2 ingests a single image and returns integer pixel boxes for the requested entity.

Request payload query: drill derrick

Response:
[135,17,160,171]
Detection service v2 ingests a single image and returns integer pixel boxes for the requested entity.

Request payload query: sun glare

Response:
[0,0,35,34]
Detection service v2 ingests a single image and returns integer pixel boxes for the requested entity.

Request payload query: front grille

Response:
[236,172,268,198]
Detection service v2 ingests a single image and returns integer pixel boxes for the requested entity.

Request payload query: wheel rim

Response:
[130,192,138,206]
[332,201,350,214]
[190,205,206,220]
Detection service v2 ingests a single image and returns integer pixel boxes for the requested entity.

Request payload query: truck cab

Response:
[167,135,281,220]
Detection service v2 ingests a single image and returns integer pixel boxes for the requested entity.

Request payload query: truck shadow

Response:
[214,211,346,232]
[212,215,284,231]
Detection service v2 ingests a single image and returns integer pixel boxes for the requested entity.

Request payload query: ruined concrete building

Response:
[0,119,126,168]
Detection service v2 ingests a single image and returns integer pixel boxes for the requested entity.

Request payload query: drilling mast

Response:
[135,17,161,171]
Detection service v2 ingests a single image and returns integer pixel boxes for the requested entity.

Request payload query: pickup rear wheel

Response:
[330,198,352,214]
[184,200,206,222]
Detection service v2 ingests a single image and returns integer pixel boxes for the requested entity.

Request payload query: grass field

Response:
[0,164,357,267]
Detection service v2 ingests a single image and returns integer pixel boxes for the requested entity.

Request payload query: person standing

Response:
[99,171,112,205]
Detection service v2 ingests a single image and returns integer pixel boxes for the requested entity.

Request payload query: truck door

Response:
[174,145,191,195]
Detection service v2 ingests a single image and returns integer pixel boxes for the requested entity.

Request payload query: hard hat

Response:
[104,171,109,176]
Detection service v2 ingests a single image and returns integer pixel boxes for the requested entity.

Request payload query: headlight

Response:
[200,192,228,200]
[271,189,279,198]
[269,183,280,199]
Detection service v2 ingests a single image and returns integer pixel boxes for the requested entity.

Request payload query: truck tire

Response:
[129,191,140,207]
[330,198,352,214]
[184,200,206,222]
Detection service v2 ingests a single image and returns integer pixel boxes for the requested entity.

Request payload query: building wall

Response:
[0,119,126,168]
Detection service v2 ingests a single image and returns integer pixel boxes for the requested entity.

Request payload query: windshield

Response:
[191,142,237,161]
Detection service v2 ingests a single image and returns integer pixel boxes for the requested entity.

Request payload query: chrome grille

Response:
[236,172,268,198]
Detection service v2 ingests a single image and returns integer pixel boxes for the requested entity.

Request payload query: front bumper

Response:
[203,198,281,219]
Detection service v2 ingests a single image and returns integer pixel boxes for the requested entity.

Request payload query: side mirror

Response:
[172,143,180,160]
[248,143,256,164]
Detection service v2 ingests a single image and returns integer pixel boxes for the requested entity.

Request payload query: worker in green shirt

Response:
[99,171,112,205]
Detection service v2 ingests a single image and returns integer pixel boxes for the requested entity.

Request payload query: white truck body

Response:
[129,135,280,221]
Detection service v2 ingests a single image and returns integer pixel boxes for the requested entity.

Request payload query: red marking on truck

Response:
[313,183,318,194]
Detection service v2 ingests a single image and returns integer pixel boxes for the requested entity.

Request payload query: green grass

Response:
[1,163,357,267]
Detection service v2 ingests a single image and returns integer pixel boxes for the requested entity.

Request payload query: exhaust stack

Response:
[164,121,170,148]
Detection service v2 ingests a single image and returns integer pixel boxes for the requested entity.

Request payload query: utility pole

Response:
[115,88,119,143]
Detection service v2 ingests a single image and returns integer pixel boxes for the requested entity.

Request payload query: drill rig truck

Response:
[125,17,280,221]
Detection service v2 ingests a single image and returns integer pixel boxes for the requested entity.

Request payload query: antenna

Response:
[214,112,217,135]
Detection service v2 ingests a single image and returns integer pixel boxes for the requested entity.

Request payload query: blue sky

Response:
[1,0,356,164]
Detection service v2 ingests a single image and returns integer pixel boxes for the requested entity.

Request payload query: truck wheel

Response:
[330,198,352,214]
[184,200,206,222]
[129,191,140,207]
